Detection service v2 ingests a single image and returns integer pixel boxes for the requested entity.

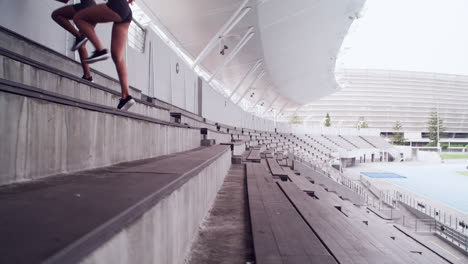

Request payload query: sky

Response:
[337,0,468,76]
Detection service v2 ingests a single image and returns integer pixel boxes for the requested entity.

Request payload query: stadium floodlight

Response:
[192,0,251,69]
[207,27,255,83]
[236,70,266,105]
[228,60,262,99]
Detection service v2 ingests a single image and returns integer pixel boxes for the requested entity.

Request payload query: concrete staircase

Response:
[0,26,238,264]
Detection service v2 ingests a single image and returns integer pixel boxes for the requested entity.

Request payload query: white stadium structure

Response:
[285,68,468,146]
[1,1,468,263]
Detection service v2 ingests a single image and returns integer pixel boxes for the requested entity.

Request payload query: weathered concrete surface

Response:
[294,161,365,205]
[0,54,170,121]
[0,91,200,186]
[206,130,232,144]
[79,148,232,264]
[0,27,138,98]
[0,146,230,264]
[187,164,254,264]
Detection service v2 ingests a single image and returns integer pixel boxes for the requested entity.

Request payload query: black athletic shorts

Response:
[107,0,133,24]
[73,0,96,12]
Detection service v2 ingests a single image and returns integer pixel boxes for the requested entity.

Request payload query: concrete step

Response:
[0,49,171,122]
[0,79,201,186]
[0,25,142,100]
[188,163,254,264]
[0,145,232,264]
[0,25,237,133]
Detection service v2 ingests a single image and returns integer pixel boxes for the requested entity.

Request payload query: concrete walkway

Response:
[187,163,254,264]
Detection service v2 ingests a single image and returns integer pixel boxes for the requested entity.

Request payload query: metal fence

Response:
[401,218,468,251]
[296,156,468,252]
[294,156,468,252]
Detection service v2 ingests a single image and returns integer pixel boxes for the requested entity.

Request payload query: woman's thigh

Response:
[74,4,121,24]
[52,5,77,19]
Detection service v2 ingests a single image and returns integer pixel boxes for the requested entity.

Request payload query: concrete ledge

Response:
[221,141,246,156]
[206,130,232,144]
[0,145,231,264]
[77,147,231,264]
[201,139,216,146]
[0,26,142,99]
[0,51,171,122]
[0,82,201,186]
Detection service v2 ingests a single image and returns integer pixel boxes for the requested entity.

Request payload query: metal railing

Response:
[293,153,468,252]
[437,222,468,251]
[362,177,468,253]
[400,218,468,251]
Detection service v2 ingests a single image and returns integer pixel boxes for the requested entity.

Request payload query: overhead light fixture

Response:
[220,45,229,55]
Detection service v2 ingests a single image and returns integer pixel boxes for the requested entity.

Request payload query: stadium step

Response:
[0,144,232,264]
[188,163,254,263]
[0,39,170,122]
[0,26,239,264]
[360,136,378,148]
[0,26,142,99]
[0,26,240,144]
[0,78,201,186]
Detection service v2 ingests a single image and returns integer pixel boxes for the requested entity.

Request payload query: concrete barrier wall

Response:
[78,149,232,264]
[0,92,200,186]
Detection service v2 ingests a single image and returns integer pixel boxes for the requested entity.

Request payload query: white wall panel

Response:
[0,1,67,55]
[170,53,185,108]
[127,44,149,95]
[152,33,172,103]
[184,69,197,113]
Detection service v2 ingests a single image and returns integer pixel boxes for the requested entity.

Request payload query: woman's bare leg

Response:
[52,5,91,78]
[111,22,131,99]
[74,4,122,51]
[51,5,81,37]
[78,45,92,78]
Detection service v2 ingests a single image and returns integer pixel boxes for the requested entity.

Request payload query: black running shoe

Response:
[84,49,109,64]
[117,95,135,110]
[82,75,93,82]
[71,35,88,51]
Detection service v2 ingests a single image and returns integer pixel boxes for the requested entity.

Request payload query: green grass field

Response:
[440,154,468,159]
[456,171,468,176]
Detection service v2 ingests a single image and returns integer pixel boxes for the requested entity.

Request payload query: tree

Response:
[391,121,406,145]
[289,115,303,124]
[427,111,445,147]
[324,112,331,127]
[356,116,369,129]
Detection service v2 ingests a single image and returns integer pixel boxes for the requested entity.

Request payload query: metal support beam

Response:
[192,0,251,69]
[235,70,265,105]
[207,27,255,83]
[228,59,262,99]
[262,94,280,115]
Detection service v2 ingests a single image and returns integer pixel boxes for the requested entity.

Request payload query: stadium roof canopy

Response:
[138,0,365,117]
